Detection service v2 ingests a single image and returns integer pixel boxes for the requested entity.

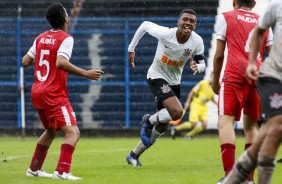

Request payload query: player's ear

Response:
[251,1,256,9]
[193,23,196,30]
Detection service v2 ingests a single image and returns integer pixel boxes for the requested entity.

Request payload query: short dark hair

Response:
[45,2,66,28]
[179,9,197,19]
[237,0,255,7]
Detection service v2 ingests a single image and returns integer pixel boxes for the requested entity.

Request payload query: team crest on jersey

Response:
[160,84,171,94]
[183,48,192,57]
[269,93,282,109]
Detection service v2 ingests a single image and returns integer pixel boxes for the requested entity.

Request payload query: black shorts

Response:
[147,78,180,110]
[257,77,282,121]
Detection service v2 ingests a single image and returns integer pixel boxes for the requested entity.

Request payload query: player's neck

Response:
[52,25,67,32]
[176,32,190,44]
[238,7,252,11]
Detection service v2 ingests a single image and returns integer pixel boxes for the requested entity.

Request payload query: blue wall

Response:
[0,17,215,129]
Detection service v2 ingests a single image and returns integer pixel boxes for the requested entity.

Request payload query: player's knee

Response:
[170,109,183,121]
[74,128,80,140]
[46,128,57,140]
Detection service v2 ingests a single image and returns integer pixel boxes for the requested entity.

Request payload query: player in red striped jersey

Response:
[212,0,272,183]
[22,2,103,180]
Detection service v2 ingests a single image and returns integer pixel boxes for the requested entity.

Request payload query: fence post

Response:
[17,5,25,134]
[124,19,130,128]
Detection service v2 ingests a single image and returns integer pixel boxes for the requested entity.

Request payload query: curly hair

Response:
[45,2,66,28]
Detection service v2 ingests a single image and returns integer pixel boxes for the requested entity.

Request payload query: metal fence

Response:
[0,17,215,129]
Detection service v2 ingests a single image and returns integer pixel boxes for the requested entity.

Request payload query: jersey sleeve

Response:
[57,36,74,61]
[215,14,227,41]
[128,21,169,52]
[27,39,37,59]
[266,28,273,47]
[258,1,279,29]
[194,35,205,56]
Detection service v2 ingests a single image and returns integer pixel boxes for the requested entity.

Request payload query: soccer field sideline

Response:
[1,136,282,184]
[0,148,129,162]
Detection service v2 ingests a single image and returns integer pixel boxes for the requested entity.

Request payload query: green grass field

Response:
[1,135,282,184]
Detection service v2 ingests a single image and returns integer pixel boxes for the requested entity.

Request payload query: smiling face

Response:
[177,13,197,35]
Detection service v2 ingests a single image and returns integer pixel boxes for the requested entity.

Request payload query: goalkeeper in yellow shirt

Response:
[171,72,217,139]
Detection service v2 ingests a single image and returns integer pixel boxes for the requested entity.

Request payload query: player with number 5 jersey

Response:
[22,2,103,180]
[30,30,74,108]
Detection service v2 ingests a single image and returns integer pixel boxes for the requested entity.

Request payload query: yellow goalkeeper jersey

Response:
[192,80,214,106]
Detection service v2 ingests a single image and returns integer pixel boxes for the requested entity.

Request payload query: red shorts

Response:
[37,102,77,131]
[218,81,261,121]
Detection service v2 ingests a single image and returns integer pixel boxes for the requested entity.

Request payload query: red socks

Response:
[245,143,254,181]
[55,144,75,174]
[29,144,49,171]
[221,143,235,176]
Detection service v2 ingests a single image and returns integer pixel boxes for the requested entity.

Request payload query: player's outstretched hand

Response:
[246,63,258,81]
[189,57,198,75]
[86,69,104,80]
[128,52,135,69]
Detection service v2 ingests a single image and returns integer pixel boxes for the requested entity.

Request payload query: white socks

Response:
[149,108,172,125]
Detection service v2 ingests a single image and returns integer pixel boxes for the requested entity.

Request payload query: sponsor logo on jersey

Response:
[39,37,56,45]
[183,48,192,57]
[237,14,258,23]
[160,84,171,94]
[270,93,282,109]
[161,55,183,67]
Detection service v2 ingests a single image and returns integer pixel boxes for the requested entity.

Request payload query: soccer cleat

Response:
[184,135,193,140]
[140,114,153,147]
[126,153,142,167]
[171,126,176,139]
[26,168,53,178]
[276,158,282,163]
[53,171,82,180]
[216,177,225,184]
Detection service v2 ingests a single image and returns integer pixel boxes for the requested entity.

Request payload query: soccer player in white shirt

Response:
[126,9,206,166]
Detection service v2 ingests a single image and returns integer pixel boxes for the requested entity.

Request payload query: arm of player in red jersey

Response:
[56,55,104,81]
[22,54,35,67]
[212,39,226,94]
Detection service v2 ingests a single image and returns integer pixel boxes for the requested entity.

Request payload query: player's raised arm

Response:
[128,21,167,69]
[127,21,149,69]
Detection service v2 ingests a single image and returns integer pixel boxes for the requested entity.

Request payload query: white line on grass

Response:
[0,148,128,162]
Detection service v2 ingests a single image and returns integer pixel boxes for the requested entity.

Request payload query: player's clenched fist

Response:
[86,69,104,80]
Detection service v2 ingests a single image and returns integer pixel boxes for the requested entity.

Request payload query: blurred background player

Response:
[212,0,273,183]
[171,72,217,140]
[22,2,103,180]
[126,9,206,167]
[222,0,282,183]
